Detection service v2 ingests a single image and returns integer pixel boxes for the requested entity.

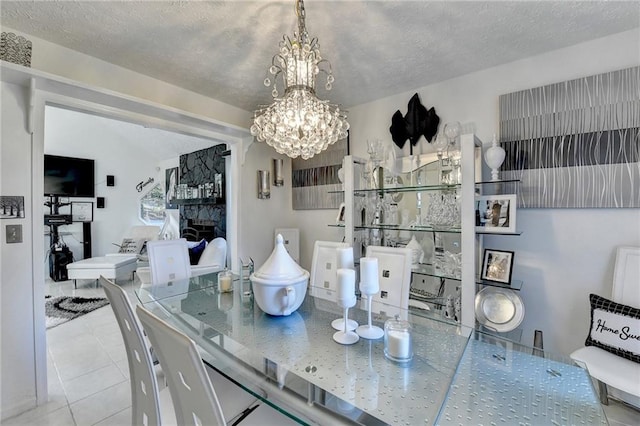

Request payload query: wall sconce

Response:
[258,170,270,199]
[273,158,284,187]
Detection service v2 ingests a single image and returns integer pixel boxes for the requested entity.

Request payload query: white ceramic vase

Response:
[484,134,506,181]
[405,235,424,268]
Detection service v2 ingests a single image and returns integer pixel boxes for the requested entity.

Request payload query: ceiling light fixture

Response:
[250,0,349,160]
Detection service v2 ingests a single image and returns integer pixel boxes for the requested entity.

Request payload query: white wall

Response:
[45,106,163,258]
[347,28,640,356]
[239,142,296,268]
[240,141,345,270]
[1,82,38,418]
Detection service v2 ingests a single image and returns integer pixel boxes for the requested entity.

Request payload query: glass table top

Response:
[136,274,606,425]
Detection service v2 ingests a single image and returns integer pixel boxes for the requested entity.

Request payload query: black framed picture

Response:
[481,249,515,284]
[475,194,517,233]
[1,196,25,219]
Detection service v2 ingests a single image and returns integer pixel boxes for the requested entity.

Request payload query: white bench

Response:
[67,254,138,288]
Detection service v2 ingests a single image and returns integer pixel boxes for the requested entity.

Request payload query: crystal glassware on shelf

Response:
[444,122,462,184]
[444,121,462,145]
[333,268,359,345]
[424,192,461,230]
[484,134,506,181]
[363,139,386,189]
[356,257,384,340]
[432,251,462,279]
[433,133,449,163]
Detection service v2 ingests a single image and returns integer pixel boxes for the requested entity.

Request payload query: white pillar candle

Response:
[337,268,356,304]
[337,247,355,270]
[386,330,411,360]
[359,257,379,295]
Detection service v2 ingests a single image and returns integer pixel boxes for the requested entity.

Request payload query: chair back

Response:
[365,245,413,317]
[159,211,180,240]
[197,237,227,268]
[100,277,162,426]
[136,305,227,426]
[309,240,349,301]
[612,246,640,307]
[128,225,162,241]
[147,239,192,285]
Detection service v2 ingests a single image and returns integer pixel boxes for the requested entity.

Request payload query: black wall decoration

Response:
[389,93,440,154]
[179,144,227,240]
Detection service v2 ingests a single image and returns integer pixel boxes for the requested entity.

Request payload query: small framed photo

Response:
[71,201,93,222]
[1,196,25,219]
[481,249,515,284]
[475,194,516,233]
[336,202,346,224]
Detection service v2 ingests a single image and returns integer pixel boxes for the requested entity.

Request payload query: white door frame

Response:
[30,86,249,404]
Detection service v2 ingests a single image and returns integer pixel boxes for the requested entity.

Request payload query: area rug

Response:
[45,295,110,329]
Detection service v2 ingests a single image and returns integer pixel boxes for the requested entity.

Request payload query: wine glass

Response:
[333,269,360,345]
[444,122,462,184]
[433,132,449,164]
[443,121,461,145]
[356,257,384,340]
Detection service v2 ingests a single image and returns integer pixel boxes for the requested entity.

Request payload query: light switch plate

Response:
[6,224,22,243]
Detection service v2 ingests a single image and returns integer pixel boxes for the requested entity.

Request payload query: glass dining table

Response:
[136,273,607,425]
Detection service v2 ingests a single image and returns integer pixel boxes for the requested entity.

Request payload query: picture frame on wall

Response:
[481,249,515,284]
[71,201,93,222]
[1,196,25,219]
[475,194,517,233]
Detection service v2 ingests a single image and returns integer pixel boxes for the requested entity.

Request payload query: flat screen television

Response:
[44,155,95,198]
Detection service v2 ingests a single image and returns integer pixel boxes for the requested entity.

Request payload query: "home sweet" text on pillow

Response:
[585,293,640,363]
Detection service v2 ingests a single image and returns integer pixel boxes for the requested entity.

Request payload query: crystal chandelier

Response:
[250,0,349,160]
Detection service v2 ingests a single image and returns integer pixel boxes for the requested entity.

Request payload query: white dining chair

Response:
[570,246,640,405]
[191,237,227,277]
[100,276,175,425]
[309,240,349,301]
[103,275,266,425]
[147,238,192,285]
[136,305,301,426]
[365,245,413,318]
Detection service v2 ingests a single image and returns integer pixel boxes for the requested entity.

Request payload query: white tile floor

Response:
[4,277,640,425]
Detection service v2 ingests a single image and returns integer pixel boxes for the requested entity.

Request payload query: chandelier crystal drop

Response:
[250,0,349,160]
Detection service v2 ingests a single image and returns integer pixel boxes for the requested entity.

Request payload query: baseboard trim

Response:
[1,398,37,422]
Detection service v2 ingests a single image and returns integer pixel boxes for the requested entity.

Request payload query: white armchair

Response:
[138,237,227,284]
[570,246,640,405]
[191,237,227,277]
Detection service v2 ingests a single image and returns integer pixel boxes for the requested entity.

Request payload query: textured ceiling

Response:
[2,1,639,113]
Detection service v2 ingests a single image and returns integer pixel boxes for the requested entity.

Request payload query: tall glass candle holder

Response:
[333,268,359,345]
[332,247,358,331]
[356,257,384,340]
